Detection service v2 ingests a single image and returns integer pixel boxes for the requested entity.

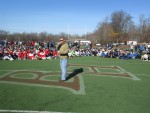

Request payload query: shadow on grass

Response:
[66,68,83,81]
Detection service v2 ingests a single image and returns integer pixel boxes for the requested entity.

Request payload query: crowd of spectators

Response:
[68,42,150,61]
[0,40,58,61]
[0,40,150,61]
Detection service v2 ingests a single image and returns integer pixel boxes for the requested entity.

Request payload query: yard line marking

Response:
[0,70,57,72]
[116,66,141,81]
[70,60,149,64]
[0,109,73,113]
[136,74,150,76]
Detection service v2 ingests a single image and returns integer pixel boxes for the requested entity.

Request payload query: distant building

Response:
[127,41,137,45]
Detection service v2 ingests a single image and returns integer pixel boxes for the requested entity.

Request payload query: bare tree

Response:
[138,15,150,42]
[111,10,132,42]
[95,17,109,44]
[127,21,139,42]
[94,17,119,44]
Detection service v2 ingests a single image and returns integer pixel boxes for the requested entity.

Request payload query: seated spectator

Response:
[101,51,106,58]
[68,49,75,58]
[18,49,24,60]
[17,49,26,60]
[97,50,101,57]
[52,49,59,59]
[91,49,97,56]
[37,48,46,60]
[86,49,91,56]
[75,49,80,57]
[23,49,27,60]
[45,48,51,60]
[133,52,141,59]
[3,49,14,61]
[127,52,135,59]
[113,50,119,58]
[141,53,149,61]
[0,46,3,60]
[80,49,85,56]
[107,50,112,58]
[6,47,17,60]
[27,50,35,60]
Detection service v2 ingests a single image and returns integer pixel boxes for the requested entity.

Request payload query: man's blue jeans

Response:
[60,59,68,80]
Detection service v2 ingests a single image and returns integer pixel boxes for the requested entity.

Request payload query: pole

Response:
[68,24,69,40]
[85,24,87,40]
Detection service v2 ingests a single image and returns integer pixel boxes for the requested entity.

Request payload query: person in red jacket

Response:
[52,49,59,59]
[22,49,27,60]
[37,48,46,60]
[27,50,35,60]
[18,49,24,60]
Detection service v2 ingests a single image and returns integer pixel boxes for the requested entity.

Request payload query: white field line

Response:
[0,109,73,113]
[70,60,150,64]
[0,70,73,74]
[136,74,150,76]
[115,66,141,81]
[0,70,55,72]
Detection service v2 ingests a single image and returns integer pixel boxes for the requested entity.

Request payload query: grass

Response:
[0,57,150,113]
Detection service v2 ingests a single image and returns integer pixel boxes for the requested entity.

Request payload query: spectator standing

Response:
[139,45,145,56]
[57,37,69,81]
[0,46,3,60]
[130,42,134,53]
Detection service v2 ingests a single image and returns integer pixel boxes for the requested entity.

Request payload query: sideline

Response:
[136,74,150,76]
[0,109,73,113]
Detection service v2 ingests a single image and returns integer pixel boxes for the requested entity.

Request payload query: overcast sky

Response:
[0,0,150,35]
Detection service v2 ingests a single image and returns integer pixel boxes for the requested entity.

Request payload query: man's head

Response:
[59,37,65,44]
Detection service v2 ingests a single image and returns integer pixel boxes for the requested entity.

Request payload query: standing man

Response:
[57,37,69,81]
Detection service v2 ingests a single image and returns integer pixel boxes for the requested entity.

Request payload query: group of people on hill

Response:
[0,40,150,61]
[67,42,150,61]
[0,40,58,61]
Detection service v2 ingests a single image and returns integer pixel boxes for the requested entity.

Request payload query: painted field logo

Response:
[0,64,140,94]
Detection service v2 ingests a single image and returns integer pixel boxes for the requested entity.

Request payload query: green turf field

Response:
[0,57,150,113]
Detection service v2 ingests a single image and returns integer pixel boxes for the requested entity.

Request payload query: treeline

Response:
[0,31,84,42]
[87,10,150,44]
[1,10,150,44]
